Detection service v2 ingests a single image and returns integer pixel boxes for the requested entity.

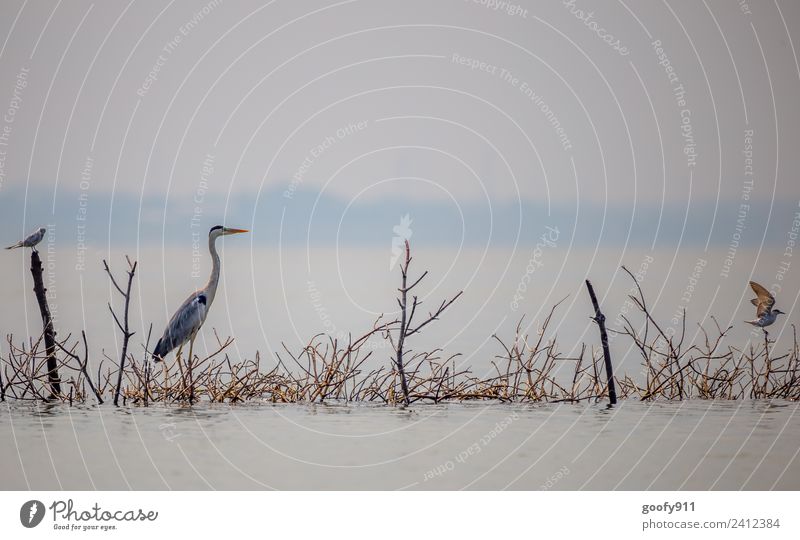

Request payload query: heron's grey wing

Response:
[749,281,774,317]
[155,292,208,357]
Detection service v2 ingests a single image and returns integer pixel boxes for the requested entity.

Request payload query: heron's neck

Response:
[205,234,221,305]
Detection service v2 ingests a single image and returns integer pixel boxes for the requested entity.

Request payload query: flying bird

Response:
[745,281,785,336]
[5,227,46,251]
[151,225,248,362]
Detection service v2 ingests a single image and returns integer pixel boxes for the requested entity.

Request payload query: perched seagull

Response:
[745,281,786,336]
[152,225,248,363]
[5,227,46,251]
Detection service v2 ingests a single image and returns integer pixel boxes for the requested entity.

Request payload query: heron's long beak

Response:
[225,228,249,234]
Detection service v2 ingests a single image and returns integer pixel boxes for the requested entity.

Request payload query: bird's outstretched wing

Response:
[749,281,775,318]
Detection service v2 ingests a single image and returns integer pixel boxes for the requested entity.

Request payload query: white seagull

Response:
[152,225,248,363]
[745,281,786,336]
[5,227,46,251]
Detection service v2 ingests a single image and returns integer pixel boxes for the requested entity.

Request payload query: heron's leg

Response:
[161,360,168,400]
[188,332,195,365]
[175,343,186,396]
[187,332,196,403]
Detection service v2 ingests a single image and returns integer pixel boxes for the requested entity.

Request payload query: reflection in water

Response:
[2,400,798,490]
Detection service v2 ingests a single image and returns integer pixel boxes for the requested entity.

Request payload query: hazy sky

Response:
[1,0,798,245]
[1,1,799,365]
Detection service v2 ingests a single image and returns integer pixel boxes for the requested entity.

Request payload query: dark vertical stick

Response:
[30,250,61,397]
[395,241,411,406]
[390,241,460,406]
[143,323,152,407]
[105,258,136,407]
[585,279,616,405]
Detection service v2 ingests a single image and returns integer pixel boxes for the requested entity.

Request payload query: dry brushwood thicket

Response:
[2,244,798,405]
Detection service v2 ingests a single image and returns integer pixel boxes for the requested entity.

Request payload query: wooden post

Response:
[30,250,61,397]
[585,279,616,405]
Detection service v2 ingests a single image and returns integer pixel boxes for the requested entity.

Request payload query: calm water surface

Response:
[2,400,798,490]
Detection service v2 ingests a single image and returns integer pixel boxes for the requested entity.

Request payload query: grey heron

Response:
[6,227,46,250]
[745,281,785,337]
[152,225,248,363]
